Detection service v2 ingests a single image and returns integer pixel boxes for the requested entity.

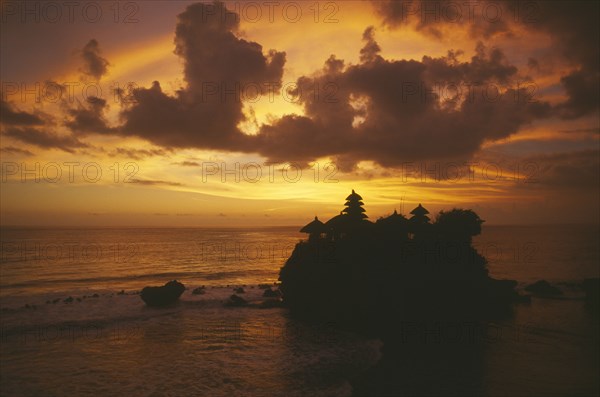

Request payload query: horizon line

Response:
[1,222,599,229]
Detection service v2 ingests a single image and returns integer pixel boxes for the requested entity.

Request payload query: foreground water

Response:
[1,225,598,396]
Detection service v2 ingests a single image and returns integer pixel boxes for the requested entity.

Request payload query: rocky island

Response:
[280,190,523,329]
[279,190,529,394]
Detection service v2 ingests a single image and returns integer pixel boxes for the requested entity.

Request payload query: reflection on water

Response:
[0,227,303,296]
[1,300,380,396]
[1,292,597,396]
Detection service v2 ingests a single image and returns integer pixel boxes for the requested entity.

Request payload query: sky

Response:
[0,0,598,226]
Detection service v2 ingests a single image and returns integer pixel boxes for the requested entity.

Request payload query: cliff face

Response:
[279,233,519,329]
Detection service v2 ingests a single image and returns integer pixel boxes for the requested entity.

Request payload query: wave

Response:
[1,269,275,290]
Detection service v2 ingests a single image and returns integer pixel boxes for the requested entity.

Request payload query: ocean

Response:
[1,224,598,396]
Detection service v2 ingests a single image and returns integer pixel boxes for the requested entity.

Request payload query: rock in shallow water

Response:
[192,286,206,295]
[525,280,562,296]
[140,280,185,307]
[262,287,280,298]
[225,294,247,307]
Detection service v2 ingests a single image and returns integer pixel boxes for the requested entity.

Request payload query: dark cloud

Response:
[372,0,599,120]
[255,30,550,169]
[118,1,285,150]
[0,146,34,156]
[527,58,540,72]
[65,96,114,134]
[79,39,110,80]
[103,15,553,169]
[528,1,599,119]
[372,0,513,39]
[56,1,588,171]
[360,26,383,64]
[3,127,88,153]
[555,70,599,120]
[128,179,182,186]
[422,43,518,84]
[108,147,170,160]
[173,161,200,167]
[0,97,45,126]
[521,149,600,189]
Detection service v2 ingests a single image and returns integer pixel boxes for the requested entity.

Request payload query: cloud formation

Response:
[118,1,285,149]
[129,178,183,187]
[79,39,110,80]
[0,97,45,126]
[373,0,599,120]
[3,127,88,153]
[95,1,553,170]
[108,147,170,160]
[65,96,114,134]
[254,30,550,169]
[0,146,34,156]
[52,1,596,172]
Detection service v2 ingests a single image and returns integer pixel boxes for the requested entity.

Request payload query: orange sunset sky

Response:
[1,0,598,226]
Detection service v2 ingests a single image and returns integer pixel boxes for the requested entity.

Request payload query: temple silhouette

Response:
[280,190,522,325]
[297,189,480,244]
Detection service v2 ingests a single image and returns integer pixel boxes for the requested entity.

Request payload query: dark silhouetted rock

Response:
[262,287,280,298]
[92,293,99,298]
[583,278,599,306]
[279,194,526,325]
[225,294,247,307]
[140,280,185,307]
[192,286,206,295]
[64,296,74,303]
[117,290,125,295]
[234,287,245,294]
[525,280,562,296]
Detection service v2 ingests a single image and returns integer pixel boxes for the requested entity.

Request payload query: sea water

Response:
[1,225,598,396]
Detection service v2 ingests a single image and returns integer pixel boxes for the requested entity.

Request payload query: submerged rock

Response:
[192,286,206,295]
[140,280,185,307]
[525,280,562,296]
[262,287,280,298]
[225,294,247,307]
